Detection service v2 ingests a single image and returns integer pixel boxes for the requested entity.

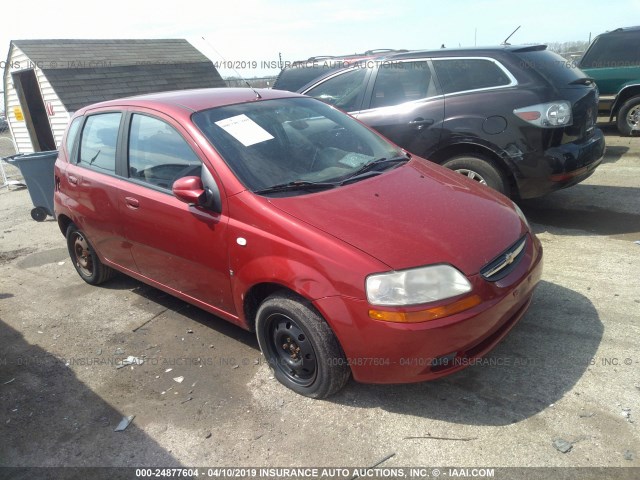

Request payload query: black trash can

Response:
[6,150,58,222]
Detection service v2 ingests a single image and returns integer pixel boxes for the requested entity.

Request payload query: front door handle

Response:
[125,197,139,209]
[68,175,78,185]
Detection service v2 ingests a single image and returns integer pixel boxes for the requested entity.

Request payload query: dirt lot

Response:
[0,127,639,477]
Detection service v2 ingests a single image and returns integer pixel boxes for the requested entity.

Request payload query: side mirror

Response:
[173,176,206,205]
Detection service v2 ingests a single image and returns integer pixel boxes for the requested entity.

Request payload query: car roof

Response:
[79,88,304,114]
[595,26,640,36]
[384,44,547,60]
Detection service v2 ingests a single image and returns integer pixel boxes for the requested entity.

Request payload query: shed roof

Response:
[9,39,225,112]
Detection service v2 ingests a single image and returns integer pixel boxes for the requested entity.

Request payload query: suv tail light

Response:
[514,101,572,127]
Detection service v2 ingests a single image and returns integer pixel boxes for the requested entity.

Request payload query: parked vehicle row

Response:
[54,88,542,398]
[274,45,606,199]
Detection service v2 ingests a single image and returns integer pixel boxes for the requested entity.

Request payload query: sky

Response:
[1,0,638,84]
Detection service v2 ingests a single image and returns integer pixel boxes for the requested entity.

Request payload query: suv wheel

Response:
[442,155,509,196]
[66,224,116,285]
[256,292,350,398]
[617,96,640,136]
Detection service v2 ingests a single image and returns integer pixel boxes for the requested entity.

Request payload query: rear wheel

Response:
[256,292,350,398]
[442,155,509,196]
[617,96,640,136]
[66,224,116,285]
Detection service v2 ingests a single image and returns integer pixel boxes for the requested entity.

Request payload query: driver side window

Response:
[128,114,202,190]
[305,68,367,112]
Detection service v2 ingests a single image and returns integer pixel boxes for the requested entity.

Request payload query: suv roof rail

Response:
[306,55,337,61]
[364,49,409,55]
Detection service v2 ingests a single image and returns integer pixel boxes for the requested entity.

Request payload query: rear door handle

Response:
[67,174,78,185]
[409,118,434,128]
[125,197,139,209]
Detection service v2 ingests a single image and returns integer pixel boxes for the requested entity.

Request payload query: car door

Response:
[64,111,137,269]
[118,110,235,315]
[354,59,444,157]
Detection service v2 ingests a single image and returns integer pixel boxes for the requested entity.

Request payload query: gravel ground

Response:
[0,126,638,479]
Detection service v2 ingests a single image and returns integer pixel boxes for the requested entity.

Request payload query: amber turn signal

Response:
[369,295,482,323]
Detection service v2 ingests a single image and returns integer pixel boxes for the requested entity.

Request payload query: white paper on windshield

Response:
[215,114,274,147]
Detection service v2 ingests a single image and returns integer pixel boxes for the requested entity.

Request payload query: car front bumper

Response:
[314,233,543,384]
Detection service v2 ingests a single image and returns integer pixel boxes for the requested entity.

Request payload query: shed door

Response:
[11,69,56,151]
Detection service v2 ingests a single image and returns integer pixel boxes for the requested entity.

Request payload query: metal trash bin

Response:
[6,150,58,222]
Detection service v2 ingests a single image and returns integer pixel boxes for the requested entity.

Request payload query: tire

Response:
[442,155,510,196]
[66,224,116,285]
[617,96,640,136]
[256,292,350,398]
[31,207,47,222]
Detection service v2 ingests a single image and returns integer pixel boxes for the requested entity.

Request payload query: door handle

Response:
[125,197,140,209]
[409,118,434,128]
[68,175,78,185]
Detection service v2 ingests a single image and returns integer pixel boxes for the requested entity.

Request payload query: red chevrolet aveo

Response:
[54,88,542,398]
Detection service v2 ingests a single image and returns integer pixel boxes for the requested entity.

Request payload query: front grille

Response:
[480,236,527,281]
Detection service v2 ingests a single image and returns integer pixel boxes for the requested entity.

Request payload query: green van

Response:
[579,26,640,135]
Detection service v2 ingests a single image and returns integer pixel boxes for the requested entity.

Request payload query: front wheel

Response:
[442,155,510,197]
[66,224,116,285]
[617,96,640,136]
[256,292,350,398]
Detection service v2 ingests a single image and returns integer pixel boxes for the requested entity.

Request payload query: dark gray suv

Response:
[274,45,605,199]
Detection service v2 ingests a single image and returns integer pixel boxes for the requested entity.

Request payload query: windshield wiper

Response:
[253,180,337,195]
[341,154,411,183]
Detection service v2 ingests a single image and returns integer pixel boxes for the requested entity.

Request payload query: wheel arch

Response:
[611,84,640,119]
[243,282,293,332]
[57,214,73,237]
[429,142,518,195]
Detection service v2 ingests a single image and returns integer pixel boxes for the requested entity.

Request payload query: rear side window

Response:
[433,58,512,94]
[128,114,201,190]
[305,68,368,111]
[371,61,437,108]
[580,33,640,68]
[78,113,121,174]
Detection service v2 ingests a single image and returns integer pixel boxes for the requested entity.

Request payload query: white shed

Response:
[3,39,225,154]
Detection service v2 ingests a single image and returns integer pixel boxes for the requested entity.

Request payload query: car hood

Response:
[268,159,526,275]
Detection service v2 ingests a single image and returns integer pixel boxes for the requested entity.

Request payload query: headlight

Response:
[366,264,472,306]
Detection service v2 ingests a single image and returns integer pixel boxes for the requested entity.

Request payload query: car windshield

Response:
[192,97,405,193]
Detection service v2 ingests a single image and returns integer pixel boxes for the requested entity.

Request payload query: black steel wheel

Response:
[66,224,116,285]
[256,292,350,398]
[30,207,47,222]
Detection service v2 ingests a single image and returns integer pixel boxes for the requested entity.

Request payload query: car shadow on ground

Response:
[0,319,182,468]
[330,280,602,426]
[519,184,640,239]
[101,275,602,427]
[96,274,259,350]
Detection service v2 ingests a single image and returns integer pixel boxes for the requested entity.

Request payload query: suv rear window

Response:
[433,58,512,94]
[517,50,588,85]
[580,33,640,68]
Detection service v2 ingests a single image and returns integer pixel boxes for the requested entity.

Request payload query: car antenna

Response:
[201,36,262,99]
[501,25,521,45]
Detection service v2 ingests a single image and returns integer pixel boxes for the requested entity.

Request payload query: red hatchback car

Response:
[54,88,543,398]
